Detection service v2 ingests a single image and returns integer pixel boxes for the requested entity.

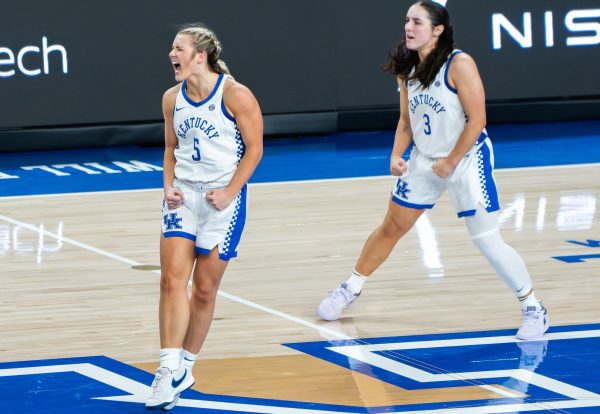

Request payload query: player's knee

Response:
[190,280,219,304]
[159,270,188,294]
[469,229,508,258]
[381,215,409,240]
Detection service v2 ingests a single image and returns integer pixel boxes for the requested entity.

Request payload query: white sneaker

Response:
[161,394,179,411]
[317,283,360,321]
[516,301,549,341]
[145,366,195,410]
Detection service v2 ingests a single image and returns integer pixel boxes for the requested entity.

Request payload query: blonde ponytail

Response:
[178,24,231,76]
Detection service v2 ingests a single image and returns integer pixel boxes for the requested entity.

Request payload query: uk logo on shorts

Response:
[395,179,411,199]
[163,212,183,230]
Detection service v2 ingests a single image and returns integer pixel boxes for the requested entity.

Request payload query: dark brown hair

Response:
[383,1,455,89]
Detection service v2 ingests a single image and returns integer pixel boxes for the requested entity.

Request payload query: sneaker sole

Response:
[146,401,172,411]
[145,379,195,411]
[160,393,180,411]
[516,319,550,341]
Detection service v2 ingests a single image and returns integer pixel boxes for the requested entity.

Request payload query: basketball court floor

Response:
[1,121,599,413]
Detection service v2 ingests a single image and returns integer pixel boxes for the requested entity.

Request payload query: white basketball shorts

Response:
[391,138,500,217]
[161,178,247,260]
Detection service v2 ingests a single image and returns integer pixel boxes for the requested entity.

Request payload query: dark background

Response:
[1,0,599,149]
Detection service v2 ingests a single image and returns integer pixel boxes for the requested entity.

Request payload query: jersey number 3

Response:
[423,114,432,136]
[192,137,201,161]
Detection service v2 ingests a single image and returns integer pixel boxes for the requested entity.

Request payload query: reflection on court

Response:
[0,163,599,413]
[0,221,64,263]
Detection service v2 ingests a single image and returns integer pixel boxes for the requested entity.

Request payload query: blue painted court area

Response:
[286,324,600,413]
[0,120,598,198]
[3,324,600,413]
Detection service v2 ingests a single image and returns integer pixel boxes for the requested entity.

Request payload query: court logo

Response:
[286,325,600,413]
[5,327,600,413]
[553,238,600,263]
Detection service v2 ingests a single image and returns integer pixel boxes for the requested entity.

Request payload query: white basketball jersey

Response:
[173,74,244,185]
[406,50,487,158]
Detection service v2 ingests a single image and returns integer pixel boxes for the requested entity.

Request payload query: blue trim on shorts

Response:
[220,185,247,260]
[457,205,501,219]
[457,209,476,218]
[219,251,238,261]
[391,194,434,210]
[476,130,487,145]
[479,140,500,212]
[194,246,237,262]
[195,247,212,256]
[163,231,196,241]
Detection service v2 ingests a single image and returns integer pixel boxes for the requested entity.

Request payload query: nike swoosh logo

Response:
[171,368,187,388]
[175,107,185,112]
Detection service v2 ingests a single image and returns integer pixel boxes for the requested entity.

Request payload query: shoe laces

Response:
[151,368,171,393]
[522,306,541,326]
[329,283,357,302]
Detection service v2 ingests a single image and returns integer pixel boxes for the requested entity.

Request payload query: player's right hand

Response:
[390,156,408,177]
[165,187,185,210]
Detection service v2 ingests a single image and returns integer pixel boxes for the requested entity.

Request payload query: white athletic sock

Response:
[519,291,541,310]
[345,270,368,294]
[160,348,181,371]
[181,349,197,371]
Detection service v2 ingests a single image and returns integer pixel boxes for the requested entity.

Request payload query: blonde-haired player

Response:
[146,24,263,410]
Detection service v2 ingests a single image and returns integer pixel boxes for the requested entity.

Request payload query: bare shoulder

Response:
[223,77,258,113]
[223,77,254,100]
[451,52,479,74]
[162,84,180,115]
[163,84,180,102]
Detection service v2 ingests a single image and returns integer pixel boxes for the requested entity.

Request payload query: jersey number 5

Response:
[423,114,432,136]
[192,138,201,161]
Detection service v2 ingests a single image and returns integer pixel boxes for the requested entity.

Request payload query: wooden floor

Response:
[1,163,599,409]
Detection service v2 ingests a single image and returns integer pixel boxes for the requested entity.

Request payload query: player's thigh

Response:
[384,197,425,235]
[191,247,229,292]
[160,234,197,282]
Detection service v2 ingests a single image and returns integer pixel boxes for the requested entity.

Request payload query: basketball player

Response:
[146,24,263,410]
[317,0,548,342]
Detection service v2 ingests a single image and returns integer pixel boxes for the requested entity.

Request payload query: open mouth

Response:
[171,57,182,72]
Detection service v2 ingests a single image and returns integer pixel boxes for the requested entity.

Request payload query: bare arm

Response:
[390,77,413,176]
[433,53,486,178]
[206,79,263,210]
[162,85,185,209]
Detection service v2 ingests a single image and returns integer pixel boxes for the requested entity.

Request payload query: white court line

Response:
[0,213,352,343]
[0,213,523,400]
[1,161,598,201]
[2,160,599,410]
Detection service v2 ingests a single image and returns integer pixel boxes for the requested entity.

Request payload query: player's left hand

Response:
[205,188,235,211]
[432,158,455,178]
